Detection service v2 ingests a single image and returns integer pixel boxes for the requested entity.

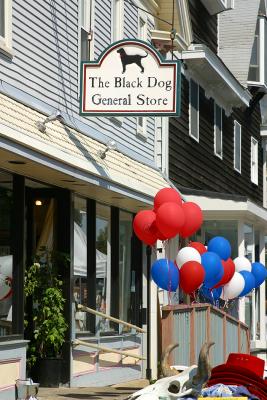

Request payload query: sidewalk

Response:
[38,379,149,400]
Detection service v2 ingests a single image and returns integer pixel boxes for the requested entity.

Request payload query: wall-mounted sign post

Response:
[80,39,181,117]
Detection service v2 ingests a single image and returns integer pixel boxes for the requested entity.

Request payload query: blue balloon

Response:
[251,262,267,288]
[239,271,255,297]
[200,286,222,303]
[151,259,179,292]
[208,236,231,261]
[201,252,224,289]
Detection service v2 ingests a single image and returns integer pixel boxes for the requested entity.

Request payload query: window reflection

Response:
[73,197,88,332]
[96,204,111,332]
[0,171,13,337]
[119,211,132,331]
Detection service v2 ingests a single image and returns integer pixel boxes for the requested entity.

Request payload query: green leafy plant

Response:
[25,249,69,368]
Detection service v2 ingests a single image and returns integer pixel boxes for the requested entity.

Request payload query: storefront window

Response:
[0,171,13,336]
[119,211,133,330]
[96,203,111,332]
[195,220,238,258]
[73,197,88,332]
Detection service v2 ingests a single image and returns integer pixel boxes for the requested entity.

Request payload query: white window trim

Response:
[234,120,242,173]
[136,9,148,138]
[137,116,147,139]
[214,102,223,159]
[112,0,124,42]
[0,0,13,58]
[189,79,199,142]
[248,16,266,88]
[251,137,259,185]
[78,0,95,98]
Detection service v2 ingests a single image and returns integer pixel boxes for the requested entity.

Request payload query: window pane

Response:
[234,122,241,171]
[248,20,260,81]
[190,79,199,140]
[0,0,5,38]
[73,196,88,332]
[96,204,111,332]
[265,20,267,84]
[215,104,222,157]
[0,171,13,337]
[119,211,132,330]
[81,28,89,61]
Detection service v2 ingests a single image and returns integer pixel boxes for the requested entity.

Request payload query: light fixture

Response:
[8,160,26,165]
[35,200,43,206]
[36,111,65,133]
[97,139,117,159]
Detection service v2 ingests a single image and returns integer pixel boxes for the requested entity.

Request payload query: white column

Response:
[238,220,245,323]
[259,230,266,344]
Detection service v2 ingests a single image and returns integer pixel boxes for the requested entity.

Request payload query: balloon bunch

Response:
[133,188,203,245]
[151,236,267,299]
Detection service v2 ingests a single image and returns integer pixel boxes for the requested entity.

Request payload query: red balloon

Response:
[154,227,167,241]
[133,210,157,245]
[154,188,182,211]
[156,202,185,239]
[213,258,235,288]
[180,261,205,294]
[180,202,203,238]
[189,242,207,255]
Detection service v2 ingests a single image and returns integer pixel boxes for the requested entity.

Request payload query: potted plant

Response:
[24,250,68,387]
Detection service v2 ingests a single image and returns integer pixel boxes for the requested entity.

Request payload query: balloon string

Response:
[167,240,172,305]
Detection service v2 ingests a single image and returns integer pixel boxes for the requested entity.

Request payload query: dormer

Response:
[151,0,193,53]
[248,0,267,91]
[200,0,234,15]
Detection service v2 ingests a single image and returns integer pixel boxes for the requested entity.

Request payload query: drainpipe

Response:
[146,245,152,381]
[262,138,267,209]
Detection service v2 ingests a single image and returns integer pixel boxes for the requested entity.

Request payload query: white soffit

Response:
[181,44,252,115]
[201,0,234,15]
[0,93,170,201]
[185,194,267,229]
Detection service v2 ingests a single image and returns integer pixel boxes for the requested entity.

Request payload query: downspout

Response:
[262,138,267,209]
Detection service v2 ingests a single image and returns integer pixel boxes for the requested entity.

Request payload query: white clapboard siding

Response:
[0,0,155,162]
[218,0,260,87]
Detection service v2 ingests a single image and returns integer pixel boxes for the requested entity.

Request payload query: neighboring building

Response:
[153,0,267,366]
[0,0,171,397]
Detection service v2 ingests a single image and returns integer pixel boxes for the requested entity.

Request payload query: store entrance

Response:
[24,180,72,384]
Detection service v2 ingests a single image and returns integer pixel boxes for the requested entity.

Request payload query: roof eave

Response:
[181,44,251,114]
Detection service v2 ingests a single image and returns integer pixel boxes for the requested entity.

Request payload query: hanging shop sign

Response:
[80,39,181,117]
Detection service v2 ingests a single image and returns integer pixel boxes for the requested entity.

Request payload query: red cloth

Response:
[207,353,267,400]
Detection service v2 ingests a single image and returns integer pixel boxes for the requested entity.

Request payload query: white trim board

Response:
[181,44,251,115]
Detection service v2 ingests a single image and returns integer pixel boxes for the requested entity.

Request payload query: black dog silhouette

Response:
[117,48,148,73]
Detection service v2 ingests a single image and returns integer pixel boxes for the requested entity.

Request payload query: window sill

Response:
[234,167,241,174]
[110,116,123,127]
[189,133,199,143]
[0,42,14,59]
[214,152,223,160]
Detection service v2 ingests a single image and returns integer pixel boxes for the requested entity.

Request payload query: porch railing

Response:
[72,303,146,360]
[161,303,250,368]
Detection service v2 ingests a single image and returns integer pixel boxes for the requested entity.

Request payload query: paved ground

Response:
[37,379,149,400]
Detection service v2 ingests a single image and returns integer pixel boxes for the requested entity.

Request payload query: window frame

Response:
[112,0,124,42]
[251,136,259,185]
[136,12,148,139]
[189,78,200,142]
[214,102,223,159]
[0,0,13,58]
[248,16,266,87]
[234,120,242,173]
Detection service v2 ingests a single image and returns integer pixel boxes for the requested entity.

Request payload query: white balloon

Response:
[176,247,201,269]
[233,256,252,272]
[221,272,245,300]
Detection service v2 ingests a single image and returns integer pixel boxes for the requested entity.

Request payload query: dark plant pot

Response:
[34,358,63,387]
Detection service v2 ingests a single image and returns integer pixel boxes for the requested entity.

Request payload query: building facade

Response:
[0,0,172,397]
[156,0,267,364]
